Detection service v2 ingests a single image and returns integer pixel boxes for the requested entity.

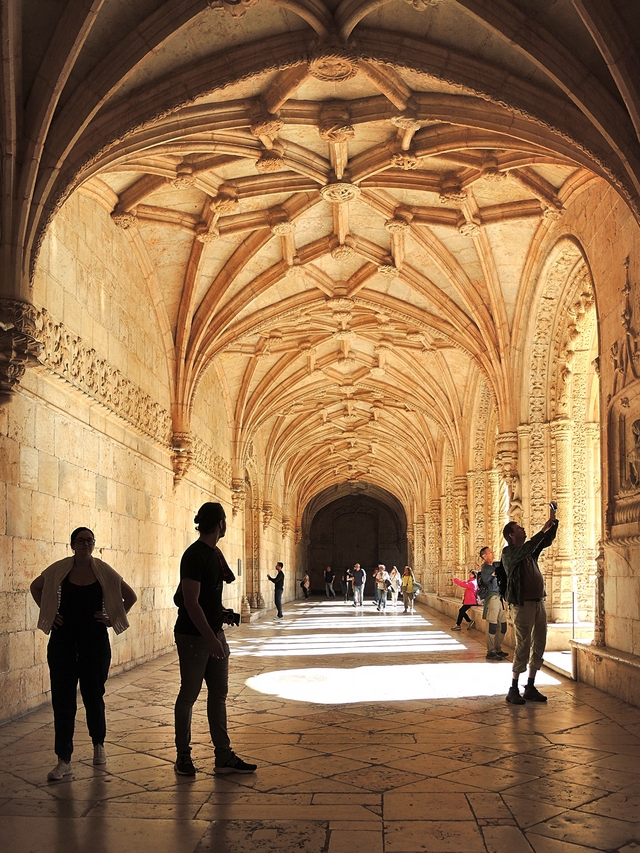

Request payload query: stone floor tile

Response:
[440,765,537,792]
[328,828,383,852]
[528,810,640,848]
[506,776,606,809]
[2,602,640,851]
[527,836,604,853]
[549,763,640,793]
[384,818,486,852]
[196,803,379,821]
[0,815,210,853]
[577,791,640,821]
[467,791,512,819]
[331,766,425,792]
[383,791,474,821]
[501,795,567,828]
[482,824,535,852]
[193,819,327,852]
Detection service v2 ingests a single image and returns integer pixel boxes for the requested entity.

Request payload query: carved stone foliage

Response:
[319,102,355,142]
[472,383,493,552]
[207,0,259,17]
[35,308,172,443]
[606,259,640,540]
[309,48,358,82]
[0,299,44,406]
[25,305,232,486]
[191,436,232,486]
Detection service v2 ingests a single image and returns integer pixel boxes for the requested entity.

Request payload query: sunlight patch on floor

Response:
[245,662,562,704]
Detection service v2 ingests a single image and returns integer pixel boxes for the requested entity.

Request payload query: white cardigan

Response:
[37,556,130,635]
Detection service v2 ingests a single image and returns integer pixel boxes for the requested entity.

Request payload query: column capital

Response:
[0,298,43,406]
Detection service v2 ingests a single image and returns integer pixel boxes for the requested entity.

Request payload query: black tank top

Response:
[58,576,107,638]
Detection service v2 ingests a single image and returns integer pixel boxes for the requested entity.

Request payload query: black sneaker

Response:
[523,685,548,702]
[495,650,509,659]
[214,755,257,775]
[174,756,196,776]
[506,686,526,705]
[486,651,501,660]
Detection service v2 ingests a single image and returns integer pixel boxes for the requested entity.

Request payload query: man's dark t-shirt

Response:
[174,540,230,635]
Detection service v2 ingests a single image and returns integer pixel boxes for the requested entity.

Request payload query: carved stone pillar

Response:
[453,475,469,572]
[428,499,441,593]
[550,417,575,622]
[414,518,425,586]
[488,468,501,550]
[241,595,252,622]
[593,543,605,646]
[231,478,246,518]
[496,431,522,522]
[0,299,44,406]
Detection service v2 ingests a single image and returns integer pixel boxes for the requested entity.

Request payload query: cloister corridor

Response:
[2,597,640,853]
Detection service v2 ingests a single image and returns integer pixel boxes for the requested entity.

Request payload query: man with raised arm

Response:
[502,502,558,705]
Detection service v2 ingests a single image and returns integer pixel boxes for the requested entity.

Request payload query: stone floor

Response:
[2,599,640,853]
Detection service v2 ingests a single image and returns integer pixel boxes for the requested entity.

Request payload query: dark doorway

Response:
[307,494,407,597]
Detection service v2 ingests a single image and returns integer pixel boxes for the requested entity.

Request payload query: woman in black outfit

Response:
[31,527,136,781]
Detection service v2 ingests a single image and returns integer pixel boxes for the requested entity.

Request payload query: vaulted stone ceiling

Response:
[8,0,640,516]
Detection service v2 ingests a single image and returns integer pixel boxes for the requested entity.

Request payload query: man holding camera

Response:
[173,502,257,776]
[502,502,558,705]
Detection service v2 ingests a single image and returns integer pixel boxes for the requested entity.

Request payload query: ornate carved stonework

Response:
[250,118,284,140]
[391,153,419,170]
[207,0,259,17]
[496,431,522,521]
[36,307,172,443]
[262,502,273,531]
[320,182,361,204]
[191,436,233,486]
[309,49,358,82]
[195,223,220,243]
[255,150,285,172]
[319,102,355,142]
[171,432,193,485]
[231,477,246,518]
[378,264,399,278]
[110,209,137,229]
[457,220,481,238]
[331,244,355,260]
[0,299,44,406]
[171,165,196,189]
[402,0,445,8]
[384,217,411,234]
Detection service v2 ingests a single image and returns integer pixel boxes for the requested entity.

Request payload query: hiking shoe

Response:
[523,685,548,702]
[174,756,196,776]
[467,620,476,630]
[506,686,526,705]
[93,744,106,765]
[214,755,257,775]
[486,650,502,660]
[47,760,71,781]
[451,625,461,631]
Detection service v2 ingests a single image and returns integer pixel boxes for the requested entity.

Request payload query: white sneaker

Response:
[47,760,71,781]
[93,744,106,765]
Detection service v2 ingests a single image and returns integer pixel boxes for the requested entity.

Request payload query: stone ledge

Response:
[572,640,640,708]
[423,593,593,653]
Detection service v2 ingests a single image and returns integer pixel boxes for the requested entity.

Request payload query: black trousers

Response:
[47,630,111,762]
[456,604,474,625]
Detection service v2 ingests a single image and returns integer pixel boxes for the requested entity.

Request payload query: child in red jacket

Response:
[451,570,478,631]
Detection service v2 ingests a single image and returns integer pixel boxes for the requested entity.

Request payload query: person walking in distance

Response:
[173,502,257,776]
[451,570,478,631]
[324,566,336,598]
[401,566,416,613]
[375,564,390,612]
[351,562,366,607]
[267,562,285,619]
[479,546,508,661]
[502,502,559,705]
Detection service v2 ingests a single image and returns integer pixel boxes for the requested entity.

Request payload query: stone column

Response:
[488,468,501,550]
[549,417,575,622]
[428,499,441,594]
[414,518,425,586]
[453,475,469,573]
[496,431,522,522]
[593,543,605,646]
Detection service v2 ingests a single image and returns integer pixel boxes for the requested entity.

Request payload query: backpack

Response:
[475,571,490,604]
[495,561,507,599]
